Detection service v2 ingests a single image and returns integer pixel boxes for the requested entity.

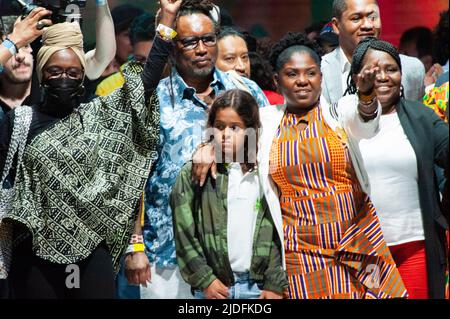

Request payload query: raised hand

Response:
[158,0,182,28]
[160,0,183,16]
[355,59,380,94]
[9,7,53,49]
[424,63,444,88]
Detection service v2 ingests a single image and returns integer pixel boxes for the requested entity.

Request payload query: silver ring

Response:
[36,21,45,30]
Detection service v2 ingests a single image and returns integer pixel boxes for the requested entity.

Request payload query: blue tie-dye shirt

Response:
[144,67,269,268]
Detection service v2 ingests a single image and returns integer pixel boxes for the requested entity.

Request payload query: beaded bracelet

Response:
[358,105,378,118]
[357,88,376,105]
[130,234,144,244]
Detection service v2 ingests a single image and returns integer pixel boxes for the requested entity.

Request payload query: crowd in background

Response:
[0,0,448,300]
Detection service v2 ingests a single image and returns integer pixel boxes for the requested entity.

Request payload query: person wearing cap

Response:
[321,0,425,105]
[111,4,145,65]
[316,22,339,54]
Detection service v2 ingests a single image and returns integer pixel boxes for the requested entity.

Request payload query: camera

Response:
[14,0,86,26]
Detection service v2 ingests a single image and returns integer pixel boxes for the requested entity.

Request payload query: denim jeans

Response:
[116,257,141,299]
[194,272,262,299]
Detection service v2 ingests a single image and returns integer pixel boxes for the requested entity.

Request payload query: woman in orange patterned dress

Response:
[256,32,407,299]
[191,32,408,299]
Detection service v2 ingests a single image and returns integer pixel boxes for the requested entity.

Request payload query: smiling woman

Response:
[347,37,449,299]
[258,32,408,299]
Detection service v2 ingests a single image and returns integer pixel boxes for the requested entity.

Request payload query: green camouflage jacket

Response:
[170,162,288,294]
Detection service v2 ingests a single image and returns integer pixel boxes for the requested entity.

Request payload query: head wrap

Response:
[36,22,86,82]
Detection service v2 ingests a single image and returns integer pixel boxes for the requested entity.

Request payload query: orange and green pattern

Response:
[423,82,449,122]
[269,105,408,299]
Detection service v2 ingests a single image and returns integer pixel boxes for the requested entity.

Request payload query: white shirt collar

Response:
[338,46,352,74]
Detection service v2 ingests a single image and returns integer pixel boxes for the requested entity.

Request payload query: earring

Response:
[400,85,405,98]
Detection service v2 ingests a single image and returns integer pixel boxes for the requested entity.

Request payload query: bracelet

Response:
[357,88,376,104]
[1,38,18,56]
[358,103,378,118]
[130,234,144,244]
[125,243,145,255]
[95,0,107,6]
[156,24,177,42]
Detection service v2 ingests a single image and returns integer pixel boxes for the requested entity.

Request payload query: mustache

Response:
[11,62,32,69]
[193,58,211,63]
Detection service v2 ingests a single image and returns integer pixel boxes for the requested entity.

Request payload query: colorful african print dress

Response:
[269,105,407,299]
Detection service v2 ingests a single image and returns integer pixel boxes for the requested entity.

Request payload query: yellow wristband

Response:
[156,24,177,41]
[133,243,145,252]
[125,243,145,255]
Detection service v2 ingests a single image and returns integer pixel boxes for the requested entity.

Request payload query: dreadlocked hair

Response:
[175,0,220,30]
[269,32,324,73]
[167,0,219,110]
[345,37,402,95]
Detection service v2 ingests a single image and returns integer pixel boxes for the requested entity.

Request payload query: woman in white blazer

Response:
[191,33,407,299]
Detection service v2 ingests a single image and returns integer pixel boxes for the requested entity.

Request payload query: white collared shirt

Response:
[337,46,352,95]
[227,163,261,273]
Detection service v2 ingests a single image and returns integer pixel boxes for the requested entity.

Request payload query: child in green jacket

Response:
[170,89,287,299]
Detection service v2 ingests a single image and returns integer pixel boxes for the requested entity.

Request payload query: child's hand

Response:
[259,290,283,299]
[204,279,229,299]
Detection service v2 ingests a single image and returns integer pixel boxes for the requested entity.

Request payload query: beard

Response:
[190,64,215,78]
[1,69,33,85]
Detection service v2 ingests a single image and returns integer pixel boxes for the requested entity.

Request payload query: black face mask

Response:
[41,78,84,118]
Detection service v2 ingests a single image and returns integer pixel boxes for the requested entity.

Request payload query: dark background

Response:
[1,0,448,46]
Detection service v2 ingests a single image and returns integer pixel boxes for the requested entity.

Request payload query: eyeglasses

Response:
[176,34,217,51]
[44,66,84,79]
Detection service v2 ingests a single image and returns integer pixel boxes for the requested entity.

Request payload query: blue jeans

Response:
[194,272,262,299]
[116,257,141,299]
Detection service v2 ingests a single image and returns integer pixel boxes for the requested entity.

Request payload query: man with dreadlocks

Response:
[140,0,268,299]
[321,0,425,105]
[347,37,449,299]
